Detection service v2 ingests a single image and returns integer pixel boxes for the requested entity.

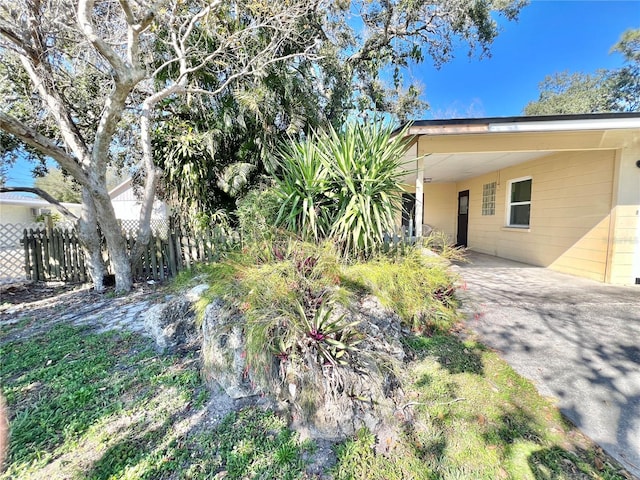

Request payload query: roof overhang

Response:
[401,112,640,136]
[108,177,133,199]
[399,113,640,184]
[0,196,81,208]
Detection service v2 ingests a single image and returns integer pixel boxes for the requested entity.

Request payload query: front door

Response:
[457,190,469,247]
[401,193,416,235]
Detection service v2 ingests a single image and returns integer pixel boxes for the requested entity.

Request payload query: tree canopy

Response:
[524,28,640,115]
[153,0,529,216]
[0,0,526,291]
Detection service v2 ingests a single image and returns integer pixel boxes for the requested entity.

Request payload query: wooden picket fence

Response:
[21,220,236,283]
[22,227,88,282]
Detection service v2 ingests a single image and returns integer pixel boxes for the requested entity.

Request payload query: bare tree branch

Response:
[77,0,128,76]
[0,186,79,222]
[0,111,88,185]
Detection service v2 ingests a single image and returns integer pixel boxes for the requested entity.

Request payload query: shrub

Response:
[273,121,411,258]
[321,121,408,258]
[236,184,282,243]
[342,247,460,333]
[196,239,461,437]
[421,230,467,263]
[274,139,332,242]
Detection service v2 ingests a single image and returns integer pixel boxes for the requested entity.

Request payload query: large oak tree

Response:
[524,28,640,115]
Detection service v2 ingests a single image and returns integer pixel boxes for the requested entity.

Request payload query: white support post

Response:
[415,156,424,239]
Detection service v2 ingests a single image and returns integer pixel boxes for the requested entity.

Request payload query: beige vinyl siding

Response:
[422,183,457,240]
[455,150,615,282]
[607,139,640,284]
[608,205,640,284]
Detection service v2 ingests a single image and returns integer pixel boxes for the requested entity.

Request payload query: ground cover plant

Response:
[0,322,311,479]
[0,278,630,479]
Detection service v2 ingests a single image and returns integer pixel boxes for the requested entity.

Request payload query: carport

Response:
[398,113,640,285]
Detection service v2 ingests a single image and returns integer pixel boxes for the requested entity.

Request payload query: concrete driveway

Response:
[453,252,640,478]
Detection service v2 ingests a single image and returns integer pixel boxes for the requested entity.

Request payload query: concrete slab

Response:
[453,252,640,478]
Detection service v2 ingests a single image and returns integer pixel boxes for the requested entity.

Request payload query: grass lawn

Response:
[0,315,630,479]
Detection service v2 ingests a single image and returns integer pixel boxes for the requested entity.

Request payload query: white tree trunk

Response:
[131,104,159,264]
[87,173,133,292]
[78,189,107,292]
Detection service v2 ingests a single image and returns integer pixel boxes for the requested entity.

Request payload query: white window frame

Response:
[506,176,532,228]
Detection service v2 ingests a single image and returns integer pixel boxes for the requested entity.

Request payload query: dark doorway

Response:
[457,190,469,247]
[402,193,416,235]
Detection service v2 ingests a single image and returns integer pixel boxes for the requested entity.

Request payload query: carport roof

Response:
[398,112,640,184]
[398,112,640,136]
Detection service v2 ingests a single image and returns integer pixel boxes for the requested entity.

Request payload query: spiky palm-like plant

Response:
[274,139,332,242]
[273,120,411,258]
[319,122,409,257]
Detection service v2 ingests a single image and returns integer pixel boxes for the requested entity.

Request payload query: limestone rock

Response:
[198,293,411,442]
[143,292,201,353]
[200,300,257,399]
[185,283,209,302]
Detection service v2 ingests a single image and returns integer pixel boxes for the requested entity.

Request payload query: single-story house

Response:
[0,192,81,226]
[109,178,169,232]
[398,112,640,286]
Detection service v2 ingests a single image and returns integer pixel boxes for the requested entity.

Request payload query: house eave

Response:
[401,112,640,136]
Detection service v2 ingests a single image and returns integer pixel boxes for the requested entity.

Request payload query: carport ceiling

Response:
[401,151,552,184]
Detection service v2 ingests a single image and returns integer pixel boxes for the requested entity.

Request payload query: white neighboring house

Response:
[0,193,82,282]
[0,182,168,283]
[109,178,169,229]
[0,192,81,227]
[0,177,168,232]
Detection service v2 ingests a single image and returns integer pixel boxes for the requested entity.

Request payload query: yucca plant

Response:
[273,120,411,258]
[274,139,332,242]
[318,121,409,258]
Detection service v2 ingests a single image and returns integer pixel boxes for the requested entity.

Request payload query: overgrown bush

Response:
[343,248,460,334]
[273,121,410,258]
[421,230,467,263]
[198,241,459,409]
[235,184,282,242]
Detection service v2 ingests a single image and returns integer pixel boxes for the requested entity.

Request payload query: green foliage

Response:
[376,333,626,480]
[0,324,209,478]
[331,332,627,479]
[421,231,467,263]
[150,0,528,221]
[333,428,433,480]
[609,28,640,112]
[274,138,332,242]
[285,300,362,367]
[221,241,355,385]
[322,122,408,257]
[343,248,460,333]
[208,409,312,479]
[196,239,459,398]
[33,167,81,203]
[236,185,282,243]
[523,71,612,115]
[524,28,640,114]
[274,121,409,258]
[2,267,625,479]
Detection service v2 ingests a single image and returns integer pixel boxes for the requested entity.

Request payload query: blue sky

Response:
[3,0,639,187]
[415,0,640,118]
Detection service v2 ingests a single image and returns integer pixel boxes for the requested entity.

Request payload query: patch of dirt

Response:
[0,281,165,344]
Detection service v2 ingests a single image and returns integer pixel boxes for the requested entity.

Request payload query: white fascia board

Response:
[489,118,640,133]
[0,198,49,207]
